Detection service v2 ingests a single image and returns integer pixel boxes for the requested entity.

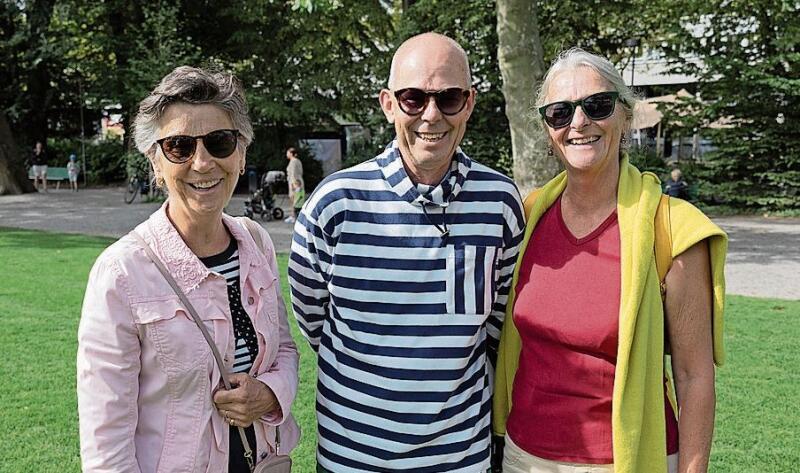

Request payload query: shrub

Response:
[47,137,127,184]
[626,145,670,178]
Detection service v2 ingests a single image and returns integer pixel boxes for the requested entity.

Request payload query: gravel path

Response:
[1,187,797,300]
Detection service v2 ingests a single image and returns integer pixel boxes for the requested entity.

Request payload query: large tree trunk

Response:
[108,1,144,151]
[496,0,559,195]
[25,0,56,144]
[0,111,35,195]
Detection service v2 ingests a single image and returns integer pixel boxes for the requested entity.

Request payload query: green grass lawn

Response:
[1,227,798,472]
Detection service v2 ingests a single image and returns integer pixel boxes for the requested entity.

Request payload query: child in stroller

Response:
[244,171,285,221]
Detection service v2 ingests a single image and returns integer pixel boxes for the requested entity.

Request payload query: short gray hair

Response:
[536,48,636,125]
[132,66,253,158]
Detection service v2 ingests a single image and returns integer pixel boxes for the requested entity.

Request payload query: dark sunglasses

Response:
[393,88,471,116]
[155,129,241,164]
[539,91,621,129]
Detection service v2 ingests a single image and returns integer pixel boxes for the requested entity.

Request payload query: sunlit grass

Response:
[0,227,317,473]
[0,227,797,472]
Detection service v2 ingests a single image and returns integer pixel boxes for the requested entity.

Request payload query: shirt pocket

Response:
[445,244,500,316]
[132,294,227,372]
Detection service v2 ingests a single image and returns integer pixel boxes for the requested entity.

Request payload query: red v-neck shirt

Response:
[507,197,678,463]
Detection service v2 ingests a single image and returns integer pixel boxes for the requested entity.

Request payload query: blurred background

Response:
[0,0,797,213]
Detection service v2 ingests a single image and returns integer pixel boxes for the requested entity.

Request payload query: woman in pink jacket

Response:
[77,66,300,472]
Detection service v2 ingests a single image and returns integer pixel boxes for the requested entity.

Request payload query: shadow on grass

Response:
[0,227,115,250]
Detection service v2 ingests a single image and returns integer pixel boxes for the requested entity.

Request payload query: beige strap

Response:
[242,218,264,255]
[240,217,283,455]
[132,231,255,471]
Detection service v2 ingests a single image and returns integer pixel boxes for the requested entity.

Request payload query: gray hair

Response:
[536,48,637,125]
[132,66,253,158]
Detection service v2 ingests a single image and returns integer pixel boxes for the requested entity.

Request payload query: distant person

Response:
[665,168,690,199]
[289,178,304,223]
[31,141,48,192]
[67,154,80,192]
[284,146,303,223]
[77,66,299,473]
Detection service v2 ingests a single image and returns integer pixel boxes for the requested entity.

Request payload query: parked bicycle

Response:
[124,173,146,204]
[124,153,164,204]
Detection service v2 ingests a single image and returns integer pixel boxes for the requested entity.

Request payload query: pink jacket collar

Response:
[135,201,260,293]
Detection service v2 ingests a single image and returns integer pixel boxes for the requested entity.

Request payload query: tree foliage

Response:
[1,0,795,210]
[662,0,799,211]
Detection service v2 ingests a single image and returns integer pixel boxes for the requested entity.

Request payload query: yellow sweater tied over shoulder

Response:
[493,158,728,473]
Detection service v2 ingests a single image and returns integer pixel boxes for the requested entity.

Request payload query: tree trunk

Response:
[108,1,145,152]
[496,0,559,195]
[0,111,35,195]
[25,0,56,144]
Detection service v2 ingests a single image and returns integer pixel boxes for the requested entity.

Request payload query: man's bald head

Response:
[379,32,476,186]
[387,33,472,89]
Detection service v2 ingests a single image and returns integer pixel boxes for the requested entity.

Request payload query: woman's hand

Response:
[214,373,280,427]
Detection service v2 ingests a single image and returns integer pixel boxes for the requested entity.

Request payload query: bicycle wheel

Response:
[124,177,140,204]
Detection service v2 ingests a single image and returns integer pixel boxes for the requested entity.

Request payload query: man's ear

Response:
[463,87,477,121]
[379,89,396,124]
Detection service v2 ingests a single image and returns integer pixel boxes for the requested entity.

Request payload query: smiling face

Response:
[153,103,244,226]
[379,34,475,185]
[545,67,627,175]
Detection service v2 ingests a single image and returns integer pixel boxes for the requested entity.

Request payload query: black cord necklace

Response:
[421,203,449,239]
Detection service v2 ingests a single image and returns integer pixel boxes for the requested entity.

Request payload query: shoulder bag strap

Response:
[654,195,680,416]
[131,231,256,471]
[239,217,284,455]
[241,218,264,253]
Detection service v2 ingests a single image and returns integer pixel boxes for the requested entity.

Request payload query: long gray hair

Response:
[132,66,254,159]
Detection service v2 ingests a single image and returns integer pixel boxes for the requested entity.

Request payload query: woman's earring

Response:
[547,146,554,157]
[619,134,630,157]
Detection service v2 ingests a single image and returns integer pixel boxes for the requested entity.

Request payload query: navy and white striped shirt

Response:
[288,142,524,472]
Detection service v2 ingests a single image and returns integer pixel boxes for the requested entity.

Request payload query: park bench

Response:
[28,167,70,190]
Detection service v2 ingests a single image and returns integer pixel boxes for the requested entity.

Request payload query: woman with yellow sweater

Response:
[493,48,727,473]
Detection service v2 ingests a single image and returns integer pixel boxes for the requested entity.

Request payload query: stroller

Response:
[244,171,285,221]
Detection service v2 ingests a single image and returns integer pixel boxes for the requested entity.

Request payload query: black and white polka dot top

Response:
[199,237,259,374]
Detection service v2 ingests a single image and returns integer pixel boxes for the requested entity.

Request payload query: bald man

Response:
[289,33,524,472]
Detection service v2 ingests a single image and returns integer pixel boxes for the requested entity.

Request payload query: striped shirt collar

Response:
[377,139,471,207]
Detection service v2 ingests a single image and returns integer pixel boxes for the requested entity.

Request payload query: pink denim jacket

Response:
[77,204,300,472]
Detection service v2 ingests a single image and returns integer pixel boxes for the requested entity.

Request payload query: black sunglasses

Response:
[155,129,241,164]
[538,91,621,129]
[393,88,471,116]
